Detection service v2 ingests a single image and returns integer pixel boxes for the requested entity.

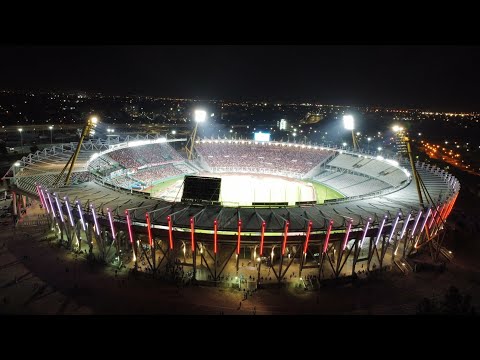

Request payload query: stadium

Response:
[4,132,460,288]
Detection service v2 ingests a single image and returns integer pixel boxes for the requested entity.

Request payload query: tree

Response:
[442,286,476,315]
[417,297,439,314]
[417,286,476,315]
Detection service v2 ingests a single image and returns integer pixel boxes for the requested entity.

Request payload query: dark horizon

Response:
[1,45,479,112]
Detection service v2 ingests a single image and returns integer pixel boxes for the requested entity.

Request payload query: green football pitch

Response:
[307,180,344,203]
[145,175,344,205]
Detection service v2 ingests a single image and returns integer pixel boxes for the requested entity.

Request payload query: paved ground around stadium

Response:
[1,201,480,315]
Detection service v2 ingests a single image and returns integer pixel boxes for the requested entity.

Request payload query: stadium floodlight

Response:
[392,125,404,132]
[194,110,207,123]
[343,115,360,150]
[343,115,354,130]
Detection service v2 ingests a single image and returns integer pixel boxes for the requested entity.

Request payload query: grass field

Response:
[144,176,184,197]
[307,180,344,203]
[146,174,344,205]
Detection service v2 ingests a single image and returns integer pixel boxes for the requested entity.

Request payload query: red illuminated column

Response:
[281,221,290,255]
[213,219,218,254]
[167,215,174,250]
[322,220,334,254]
[303,221,312,254]
[236,220,242,255]
[190,217,195,252]
[260,221,266,256]
[146,213,153,247]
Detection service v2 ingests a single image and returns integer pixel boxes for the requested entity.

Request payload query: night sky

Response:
[1,45,479,111]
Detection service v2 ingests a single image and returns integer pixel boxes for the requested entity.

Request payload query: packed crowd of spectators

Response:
[196,142,333,175]
[131,164,184,186]
[107,143,183,169]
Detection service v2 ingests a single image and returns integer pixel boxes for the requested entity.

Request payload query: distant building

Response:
[277,119,287,130]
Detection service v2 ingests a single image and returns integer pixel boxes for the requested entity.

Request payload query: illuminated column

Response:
[257,220,267,286]
[167,215,174,250]
[300,220,312,277]
[335,219,353,276]
[359,218,371,249]
[64,197,74,227]
[125,210,137,265]
[342,219,353,251]
[278,220,290,283]
[322,220,334,254]
[319,220,334,280]
[375,216,387,246]
[415,208,432,248]
[394,213,411,257]
[303,221,312,254]
[190,217,196,280]
[214,219,218,281]
[281,221,290,255]
[108,208,119,261]
[36,185,49,214]
[236,220,242,274]
[46,192,56,219]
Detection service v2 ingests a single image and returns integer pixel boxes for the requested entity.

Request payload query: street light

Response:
[13,161,21,183]
[48,125,53,144]
[18,128,23,148]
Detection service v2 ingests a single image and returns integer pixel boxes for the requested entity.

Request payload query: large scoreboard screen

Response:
[254,132,271,142]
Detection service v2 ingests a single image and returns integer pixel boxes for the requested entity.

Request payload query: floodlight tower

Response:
[343,115,359,151]
[185,109,206,160]
[53,116,98,186]
[394,125,425,208]
[392,125,407,155]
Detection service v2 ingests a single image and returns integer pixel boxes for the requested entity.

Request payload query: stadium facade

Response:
[4,135,460,285]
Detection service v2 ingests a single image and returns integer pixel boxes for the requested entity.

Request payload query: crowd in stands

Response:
[107,143,183,169]
[196,142,333,175]
[131,164,184,186]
